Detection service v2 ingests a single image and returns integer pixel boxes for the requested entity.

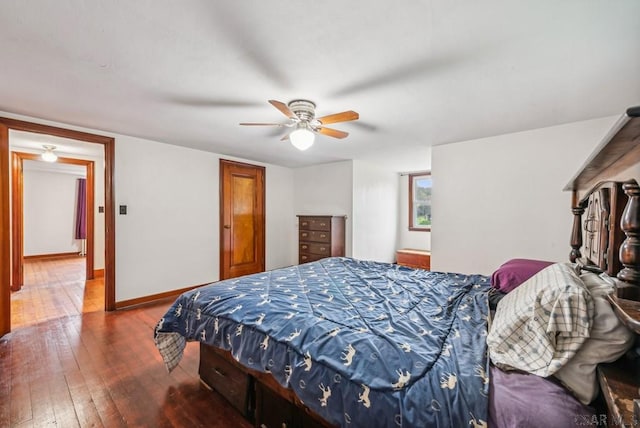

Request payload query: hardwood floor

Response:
[11,257,102,329]
[2,257,251,427]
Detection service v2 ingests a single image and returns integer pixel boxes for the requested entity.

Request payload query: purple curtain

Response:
[75,178,86,240]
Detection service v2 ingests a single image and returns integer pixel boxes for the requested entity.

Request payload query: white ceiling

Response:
[1,1,639,171]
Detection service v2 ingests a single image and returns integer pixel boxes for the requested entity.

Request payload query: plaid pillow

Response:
[487,263,593,376]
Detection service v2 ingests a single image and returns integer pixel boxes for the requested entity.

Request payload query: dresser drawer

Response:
[199,345,251,416]
[299,253,326,264]
[297,215,346,266]
[299,217,332,231]
[299,230,331,243]
[299,242,331,256]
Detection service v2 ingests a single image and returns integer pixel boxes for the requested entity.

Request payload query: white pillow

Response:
[488,263,594,377]
[553,271,635,404]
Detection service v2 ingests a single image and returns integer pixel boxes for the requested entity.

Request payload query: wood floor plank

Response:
[4,257,252,428]
[28,372,57,426]
[65,369,104,427]
[9,331,33,426]
[0,335,12,427]
[48,371,81,428]
[26,332,56,427]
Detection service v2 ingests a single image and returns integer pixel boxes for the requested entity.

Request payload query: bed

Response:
[156,257,491,427]
[155,106,640,428]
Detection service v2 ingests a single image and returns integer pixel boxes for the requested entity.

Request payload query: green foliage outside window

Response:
[410,173,431,230]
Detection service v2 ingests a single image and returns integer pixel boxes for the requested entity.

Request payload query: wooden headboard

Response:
[567,106,640,289]
[570,180,627,276]
[567,106,640,426]
[571,178,640,314]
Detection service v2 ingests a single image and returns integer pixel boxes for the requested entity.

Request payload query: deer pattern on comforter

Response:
[155,257,490,428]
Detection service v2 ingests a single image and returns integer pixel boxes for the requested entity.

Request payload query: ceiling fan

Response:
[240,99,359,150]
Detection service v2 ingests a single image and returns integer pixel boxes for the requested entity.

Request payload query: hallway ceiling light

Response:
[41,145,58,162]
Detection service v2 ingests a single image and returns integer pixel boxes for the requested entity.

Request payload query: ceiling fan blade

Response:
[280,133,290,141]
[268,100,298,119]
[239,122,285,126]
[316,110,359,125]
[317,127,349,139]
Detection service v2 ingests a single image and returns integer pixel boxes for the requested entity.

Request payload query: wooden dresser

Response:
[297,215,346,264]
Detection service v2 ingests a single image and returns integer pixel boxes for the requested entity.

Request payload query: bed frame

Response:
[198,106,640,428]
[567,106,640,427]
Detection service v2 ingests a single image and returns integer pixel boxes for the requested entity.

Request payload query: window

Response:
[409,172,431,231]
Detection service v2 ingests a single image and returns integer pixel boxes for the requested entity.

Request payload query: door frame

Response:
[11,152,95,290]
[0,117,116,337]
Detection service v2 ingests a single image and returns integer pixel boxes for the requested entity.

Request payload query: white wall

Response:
[23,169,83,256]
[293,160,431,263]
[2,110,296,303]
[352,161,399,262]
[9,146,106,270]
[114,138,220,300]
[115,139,297,301]
[265,165,297,269]
[398,174,431,251]
[431,115,619,275]
[294,161,354,256]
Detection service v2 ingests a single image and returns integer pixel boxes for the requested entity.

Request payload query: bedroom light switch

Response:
[98,206,104,213]
[119,205,127,215]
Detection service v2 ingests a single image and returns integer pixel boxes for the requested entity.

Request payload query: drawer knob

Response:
[302,256,307,260]
[302,245,308,249]
[302,233,308,237]
[320,234,326,238]
[320,222,326,227]
[320,247,326,251]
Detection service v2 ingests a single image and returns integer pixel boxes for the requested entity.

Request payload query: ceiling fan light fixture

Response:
[240,99,358,148]
[41,145,58,162]
[290,124,315,151]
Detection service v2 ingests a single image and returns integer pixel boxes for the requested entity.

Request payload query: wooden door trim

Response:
[219,159,266,280]
[0,124,9,336]
[11,152,95,290]
[0,117,116,338]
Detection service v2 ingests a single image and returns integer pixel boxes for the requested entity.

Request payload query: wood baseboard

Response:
[93,269,104,278]
[24,252,82,261]
[114,283,209,310]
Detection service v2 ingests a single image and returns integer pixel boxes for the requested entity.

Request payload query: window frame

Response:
[408,171,431,232]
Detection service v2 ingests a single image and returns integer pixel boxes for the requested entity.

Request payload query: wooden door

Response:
[220,160,265,279]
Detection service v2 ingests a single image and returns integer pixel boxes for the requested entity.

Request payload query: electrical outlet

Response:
[119,205,127,215]
[98,206,104,213]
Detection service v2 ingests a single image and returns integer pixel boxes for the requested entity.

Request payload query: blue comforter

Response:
[155,257,490,427]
